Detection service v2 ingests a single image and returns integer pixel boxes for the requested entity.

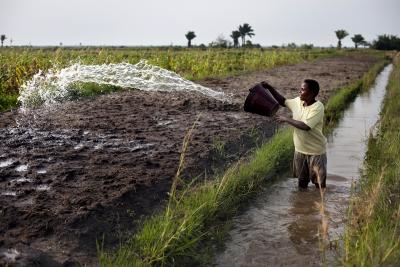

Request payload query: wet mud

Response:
[0,55,377,266]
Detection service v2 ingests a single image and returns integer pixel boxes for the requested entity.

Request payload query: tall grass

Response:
[98,57,388,266]
[341,53,400,266]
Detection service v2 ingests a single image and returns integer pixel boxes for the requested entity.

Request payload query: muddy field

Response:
[0,55,377,266]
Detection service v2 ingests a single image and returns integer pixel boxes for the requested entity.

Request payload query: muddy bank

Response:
[0,55,378,266]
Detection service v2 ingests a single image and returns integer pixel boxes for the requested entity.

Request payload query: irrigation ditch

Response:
[98,58,391,266]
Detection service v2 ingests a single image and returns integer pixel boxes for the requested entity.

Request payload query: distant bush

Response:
[300,44,314,49]
[208,35,231,48]
[371,35,400,50]
[198,44,207,50]
[242,40,261,48]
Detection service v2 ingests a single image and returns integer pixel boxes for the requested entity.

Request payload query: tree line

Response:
[1,27,399,50]
[184,25,400,50]
[334,29,400,50]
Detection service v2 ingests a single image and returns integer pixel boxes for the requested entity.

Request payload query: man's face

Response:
[300,82,312,101]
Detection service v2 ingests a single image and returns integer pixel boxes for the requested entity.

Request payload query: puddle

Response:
[74,143,85,150]
[1,191,17,196]
[94,144,103,150]
[15,164,29,172]
[216,64,393,266]
[11,178,34,183]
[0,248,20,262]
[130,143,154,152]
[0,159,15,168]
[37,169,47,174]
[36,185,51,191]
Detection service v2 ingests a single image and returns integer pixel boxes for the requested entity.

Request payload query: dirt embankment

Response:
[0,55,377,266]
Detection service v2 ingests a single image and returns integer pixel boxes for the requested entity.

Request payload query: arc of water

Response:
[18,60,229,108]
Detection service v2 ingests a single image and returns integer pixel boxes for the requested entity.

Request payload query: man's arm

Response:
[261,81,286,107]
[274,115,311,131]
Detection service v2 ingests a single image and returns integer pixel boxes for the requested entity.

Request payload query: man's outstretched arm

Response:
[274,115,311,131]
[261,81,286,107]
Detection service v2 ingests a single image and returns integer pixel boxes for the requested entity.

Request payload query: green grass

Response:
[68,82,123,97]
[0,93,18,111]
[98,57,389,266]
[341,53,400,266]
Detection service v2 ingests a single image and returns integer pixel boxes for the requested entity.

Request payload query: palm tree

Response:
[351,34,365,49]
[230,30,241,48]
[238,23,255,47]
[335,29,349,49]
[1,35,6,47]
[185,31,196,48]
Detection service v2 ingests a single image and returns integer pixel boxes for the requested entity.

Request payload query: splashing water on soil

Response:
[18,60,228,108]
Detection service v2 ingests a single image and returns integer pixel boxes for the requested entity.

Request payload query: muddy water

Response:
[216,64,393,267]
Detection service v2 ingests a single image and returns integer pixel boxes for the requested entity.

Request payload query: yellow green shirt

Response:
[285,97,327,155]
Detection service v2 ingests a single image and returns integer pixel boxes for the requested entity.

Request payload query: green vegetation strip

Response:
[0,48,381,111]
[98,58,388,266]
[341,53,400,266]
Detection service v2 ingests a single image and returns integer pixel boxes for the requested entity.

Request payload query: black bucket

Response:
[244,83,279,116]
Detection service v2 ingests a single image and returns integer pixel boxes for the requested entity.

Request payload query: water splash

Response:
[18,60,228,108]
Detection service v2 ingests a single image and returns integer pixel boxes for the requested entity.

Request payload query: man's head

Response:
[300,79,320,102]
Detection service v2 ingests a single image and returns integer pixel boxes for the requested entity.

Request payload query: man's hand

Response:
[273,115,288,123]
[261,81,274,90]
[273,115,311,131]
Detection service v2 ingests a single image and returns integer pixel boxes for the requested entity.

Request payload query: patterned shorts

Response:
[293,151,327,188]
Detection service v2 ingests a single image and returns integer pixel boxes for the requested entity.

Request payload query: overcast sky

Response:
[1,0,399,47]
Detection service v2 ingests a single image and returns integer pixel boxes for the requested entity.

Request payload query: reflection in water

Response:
[216,178,349,267]
[216,64,392,267]
[287,190,320,250]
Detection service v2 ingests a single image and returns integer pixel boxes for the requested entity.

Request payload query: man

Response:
[262,80,327,189]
